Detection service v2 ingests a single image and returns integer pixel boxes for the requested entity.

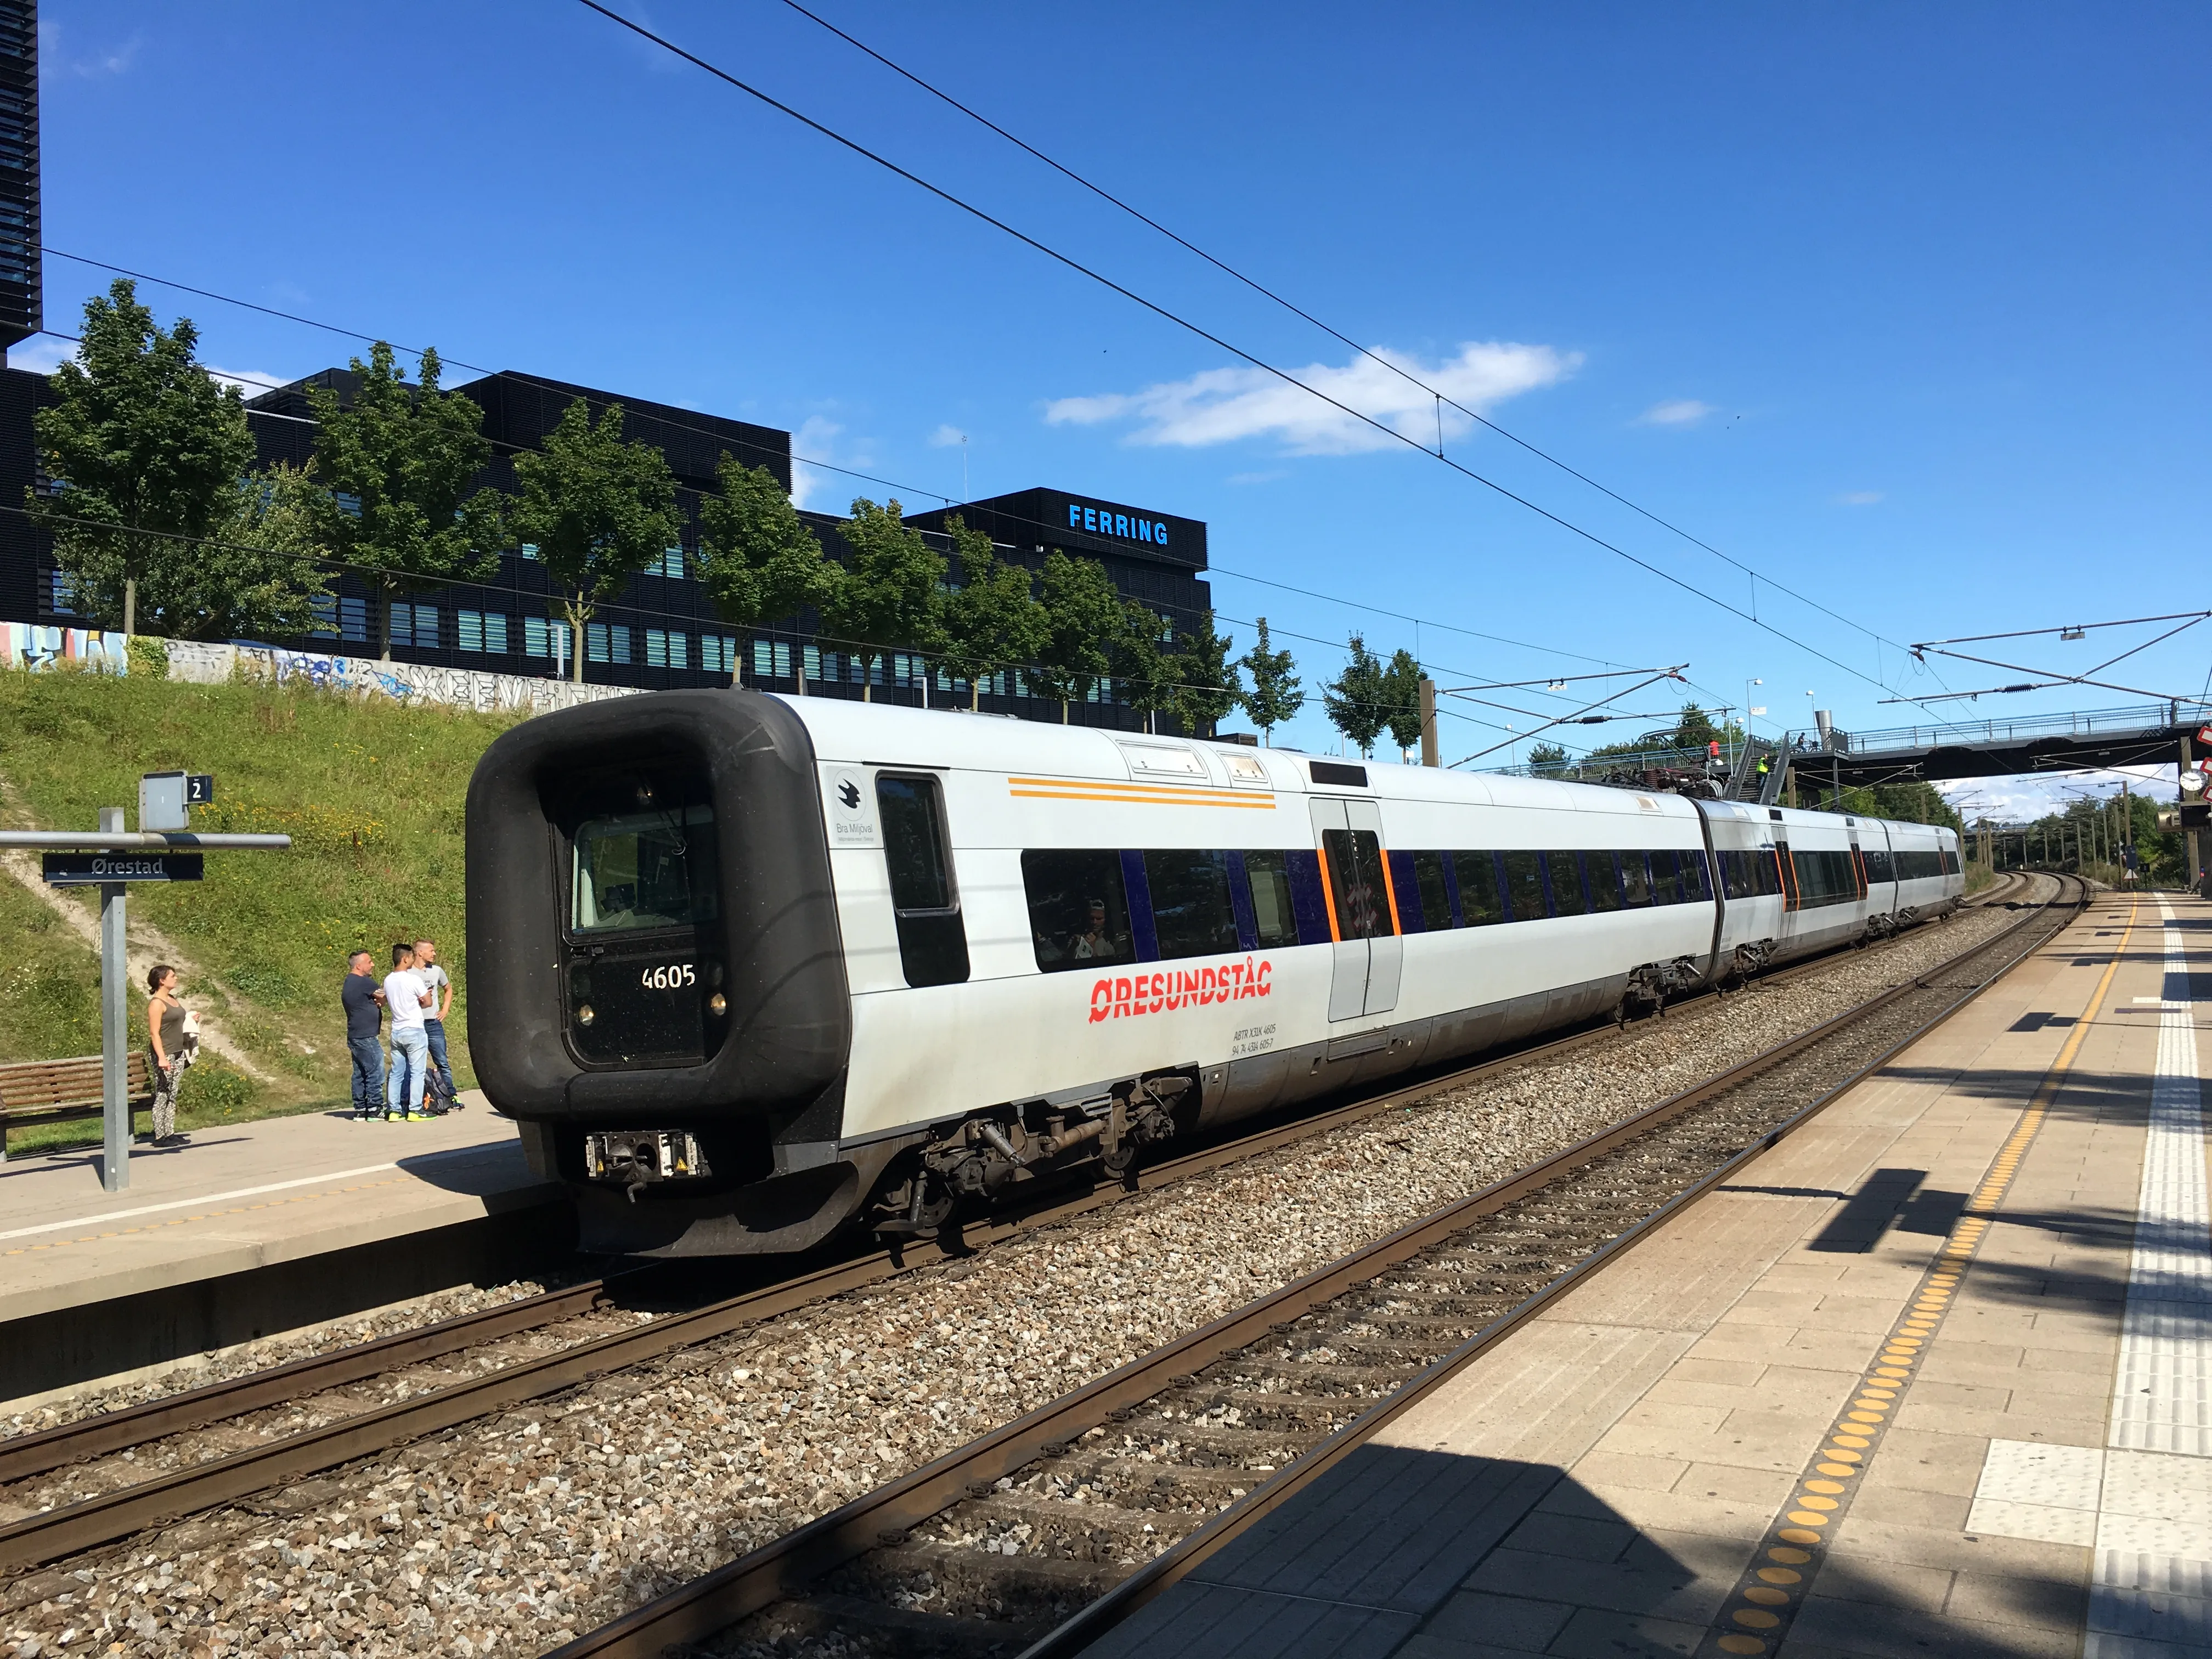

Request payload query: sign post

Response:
[3,781,286,1193]
[98,808,128,1191]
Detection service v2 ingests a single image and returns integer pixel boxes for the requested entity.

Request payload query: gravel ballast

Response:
[1,899,2053,1656]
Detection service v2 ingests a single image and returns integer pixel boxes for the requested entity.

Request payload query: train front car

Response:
[466,691,865,1256]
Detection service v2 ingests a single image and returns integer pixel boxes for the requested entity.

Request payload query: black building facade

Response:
[0,358,1214,729]
[0,1,37,353]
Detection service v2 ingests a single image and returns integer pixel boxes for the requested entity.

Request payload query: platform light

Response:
[2061,627,2085,640]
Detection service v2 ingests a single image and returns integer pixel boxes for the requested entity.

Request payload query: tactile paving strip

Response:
[1693,901,2136,1657]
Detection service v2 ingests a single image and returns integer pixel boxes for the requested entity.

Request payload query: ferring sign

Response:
[42,852,205,885]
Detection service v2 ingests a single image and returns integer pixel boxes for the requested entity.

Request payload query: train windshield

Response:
[571,805,719,934]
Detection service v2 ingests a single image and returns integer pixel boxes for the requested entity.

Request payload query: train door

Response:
[1310,798,1402,1022]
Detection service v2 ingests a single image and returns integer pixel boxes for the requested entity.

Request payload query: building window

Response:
[390,603,438,650]
[586,623,633,664]
[524,617,572,661]
[652,546,687,580]
[518,543,540,561]
[803,644,822,683]
[699,635,736,674]
[646,629,690,669]
[458,610,510,653]
[334,492,363,519]
[752,639,793,679]
[311,595,337,637]
[48,569,75,614]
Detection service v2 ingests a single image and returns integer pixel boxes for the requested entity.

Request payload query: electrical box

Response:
[139,772,212,832]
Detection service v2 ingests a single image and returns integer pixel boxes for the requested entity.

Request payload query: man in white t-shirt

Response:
[382,943,434,1122]
[413,938,460,1111]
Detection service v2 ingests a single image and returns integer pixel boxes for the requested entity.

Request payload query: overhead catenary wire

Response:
[572,1,1948,718]
[767,0,1937,683]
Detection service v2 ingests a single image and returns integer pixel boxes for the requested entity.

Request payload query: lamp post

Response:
[1740,678,1763,772]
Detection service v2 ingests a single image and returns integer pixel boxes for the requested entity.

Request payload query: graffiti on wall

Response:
[0,624,129,673]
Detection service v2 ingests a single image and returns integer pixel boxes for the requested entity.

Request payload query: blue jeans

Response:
[348,1034,387,1117]
[386,1027,428,1116]
[423,1018,455,1100]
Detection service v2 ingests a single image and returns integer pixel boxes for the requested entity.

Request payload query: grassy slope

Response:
[0,665,521,1122]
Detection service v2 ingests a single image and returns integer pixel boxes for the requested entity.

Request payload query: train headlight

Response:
[708,992,727,1017]
[576,1003,596,1026]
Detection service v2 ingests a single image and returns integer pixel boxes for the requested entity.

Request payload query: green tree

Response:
[1030,551,1121,722]
[305,342,501,659]
[1238,616,1304,745]
[1527,740,1572,775]
[817,498,947,702]
[941,518,1046,710]
[31,278,259,635]
[1322,633,1390,757]
[1109,601,1180,734]
[1380,647,1425,758]
[155,462,335,640]
[1170,609,1242,739]
[697,455,831,686]
[504,399,684,685]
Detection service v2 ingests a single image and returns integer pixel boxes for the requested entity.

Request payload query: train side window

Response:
[1942,849,1960,875]
[1501,851,1547,922]
[1321,827,1392,939]
[1023,849,1134,973]
[1453,851,1504,926]
[1864,848,1894,883]
[877,774,969,987]
[1145,850,1242,961]
[1621,851,1653,907]
[1412,851,1452,932]
[1545,851,1588,916]
[1650,849,1684,906]
[1586,849,1624,912]
[1242,850,1300,949]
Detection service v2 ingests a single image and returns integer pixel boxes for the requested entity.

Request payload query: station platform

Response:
[0,1098,566,1406]
[1099,890,2205,1659]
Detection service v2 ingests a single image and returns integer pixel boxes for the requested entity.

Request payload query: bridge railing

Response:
[1844,700,2212,754]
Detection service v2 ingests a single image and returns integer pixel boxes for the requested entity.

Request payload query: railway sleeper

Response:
[1086,1415,1320,1467]
[927,1488,1206,1560]
[1149,1386,1370,1435]
[1211,1355,1415,1394]
[738,1586,1048,1658]
[1038,1453,1259,1510]
[823,1535,1122,1628]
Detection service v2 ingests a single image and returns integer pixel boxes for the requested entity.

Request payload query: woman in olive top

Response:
[145,963,188,1144]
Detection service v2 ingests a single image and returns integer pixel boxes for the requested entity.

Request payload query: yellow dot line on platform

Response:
[1705,897,2138,1658]
[3,1178,410,1257]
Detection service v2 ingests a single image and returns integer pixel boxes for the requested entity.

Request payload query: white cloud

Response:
[1636,398,1714,426]
[1837,490,1884,506]
[7,337,74,375]
[928,424,968,448]
[789,416,882,512]
[39,20,142,78]
[207,366,290,399]
[1937,766,2167,824]
[1044,341,1577,457]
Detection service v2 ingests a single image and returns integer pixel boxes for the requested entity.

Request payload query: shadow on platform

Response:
[1084,1444,2081,1657]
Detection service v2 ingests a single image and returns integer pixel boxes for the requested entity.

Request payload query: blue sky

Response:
[26,2,2210,812]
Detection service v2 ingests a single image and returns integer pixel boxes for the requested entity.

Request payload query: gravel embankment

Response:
[1,899,2050,1657]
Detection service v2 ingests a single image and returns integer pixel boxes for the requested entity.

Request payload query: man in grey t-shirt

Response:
[413,938,460,1111]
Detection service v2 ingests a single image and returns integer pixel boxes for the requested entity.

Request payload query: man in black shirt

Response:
[342,950,387,1122]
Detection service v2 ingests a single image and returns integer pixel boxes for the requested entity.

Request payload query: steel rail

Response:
[0,877,2031,1573]
[537,875,2082,1659]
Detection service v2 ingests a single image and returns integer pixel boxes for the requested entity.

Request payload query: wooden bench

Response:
[0,1052,153,1159]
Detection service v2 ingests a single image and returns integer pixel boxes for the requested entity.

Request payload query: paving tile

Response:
[1571,1482,1778,1544]
[1854,1428,1997,1497]
[1616,1400,1733,1434]
[1493,1509,1637,1565]
[1944,1568,2090,1633]
[1394,1632,1542,1659]
[1463,1547,1734,1623]
[1659,1357,1770,1389]
[1567,1451,1685,1494]
[1417,1589,1573,1652]
[1828,1516,2089,1577]
[1805,1549,1957,1612]
[1788,1596,2081,1659]
[1842,1483,1973,1532]
[1887,1398,2105,1444]
[1674,1462,1799,1506]
[1544,1605,1708,1659]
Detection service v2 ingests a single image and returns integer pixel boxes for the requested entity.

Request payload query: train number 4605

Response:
[640,963,696,990]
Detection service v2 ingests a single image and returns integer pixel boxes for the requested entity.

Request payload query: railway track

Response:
[543,872,2086,1659]
[0,873,2041,1584]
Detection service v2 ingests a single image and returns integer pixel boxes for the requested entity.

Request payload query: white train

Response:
[466,691,1962,1255]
